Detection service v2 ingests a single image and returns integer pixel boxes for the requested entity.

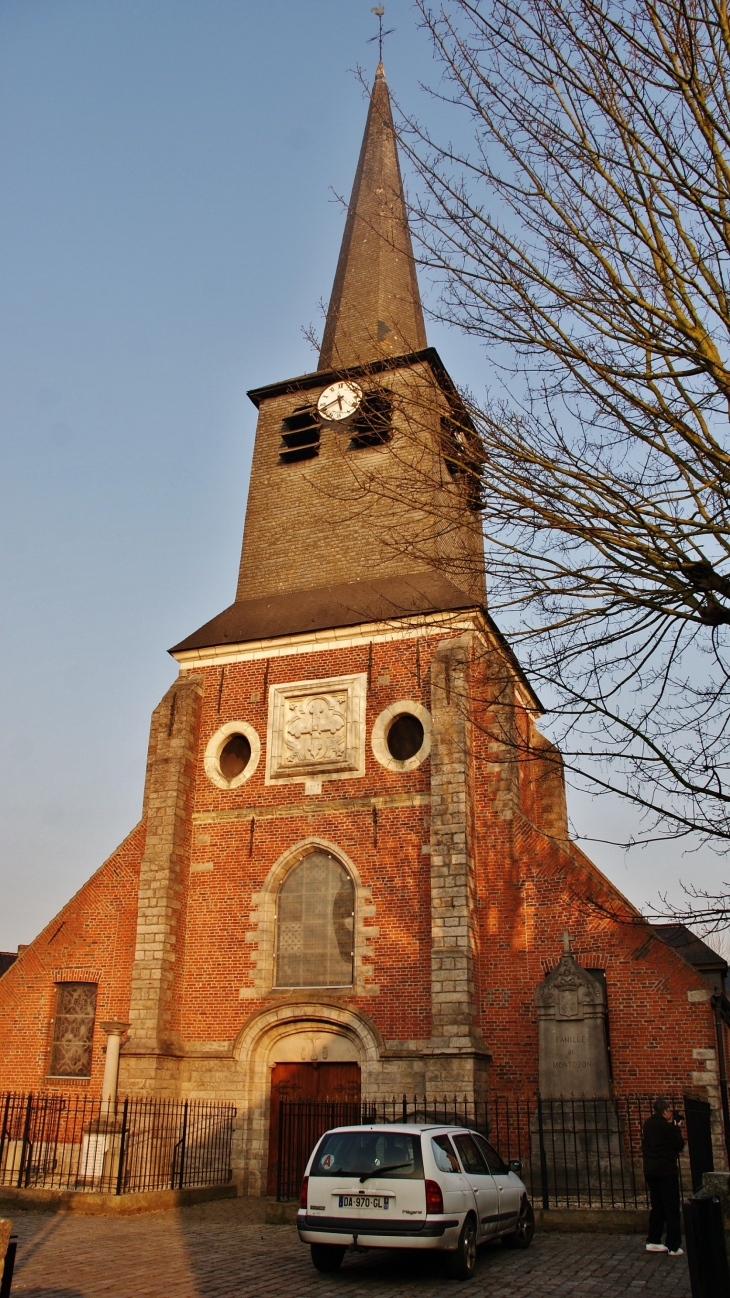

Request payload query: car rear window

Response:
[431,1135,461,1173]
[311,1130,424,1180]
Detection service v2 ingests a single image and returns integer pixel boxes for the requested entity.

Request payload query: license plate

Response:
[337,1195,390,1210]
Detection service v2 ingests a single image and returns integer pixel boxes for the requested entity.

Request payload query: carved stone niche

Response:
[265,673,367,786]
[536,949,611,1098]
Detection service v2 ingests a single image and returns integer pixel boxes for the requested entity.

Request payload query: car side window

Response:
[472,1133,509,1176]
[452,1133,488,1176]
[431,1135,461,1173]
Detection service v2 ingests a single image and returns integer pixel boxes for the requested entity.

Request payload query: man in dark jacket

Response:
[642,1096,685,1255]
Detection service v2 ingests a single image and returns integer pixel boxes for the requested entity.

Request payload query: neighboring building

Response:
[0,64,727,1192]
[0,953,18,980]
[653,925,729,996]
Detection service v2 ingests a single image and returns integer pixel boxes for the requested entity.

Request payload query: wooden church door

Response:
[267,1061,361,1195]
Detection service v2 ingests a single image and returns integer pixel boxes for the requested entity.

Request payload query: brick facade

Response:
[0,623,723,1180]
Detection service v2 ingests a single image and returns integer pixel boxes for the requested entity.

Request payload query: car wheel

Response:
[310,1243,346,1272]
[501,1197,535,1249]
[446,1215,478,1280]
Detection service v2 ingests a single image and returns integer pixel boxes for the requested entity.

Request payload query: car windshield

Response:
[311,1130,424,1180]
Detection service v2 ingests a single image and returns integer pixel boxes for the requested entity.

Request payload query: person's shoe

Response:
[668,1248,684,1257]
[646,1243,668,1252]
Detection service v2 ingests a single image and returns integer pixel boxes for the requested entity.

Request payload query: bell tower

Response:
[173,63,485,660]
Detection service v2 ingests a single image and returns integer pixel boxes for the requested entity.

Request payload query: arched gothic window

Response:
[275,851,354,989]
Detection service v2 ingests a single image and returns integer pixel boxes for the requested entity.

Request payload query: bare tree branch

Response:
[363,0,730,854]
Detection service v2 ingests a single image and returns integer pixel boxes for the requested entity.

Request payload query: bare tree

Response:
[372,0,730,853]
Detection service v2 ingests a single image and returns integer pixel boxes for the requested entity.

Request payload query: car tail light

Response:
[425,1179,444,1214]
[299,1175,309,1209]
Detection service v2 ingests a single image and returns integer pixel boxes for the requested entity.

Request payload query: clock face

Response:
[317,381,363,422]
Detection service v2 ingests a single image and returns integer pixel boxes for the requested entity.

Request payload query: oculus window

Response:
[371,700,432,773]
[49,982,97,1078]
[275,852,354,988]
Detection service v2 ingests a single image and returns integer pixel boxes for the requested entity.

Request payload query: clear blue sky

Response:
[0,0,724,951]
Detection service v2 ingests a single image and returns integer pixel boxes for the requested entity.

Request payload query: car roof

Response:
[316,1124,474,1135]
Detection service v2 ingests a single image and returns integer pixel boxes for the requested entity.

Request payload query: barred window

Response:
[49,982,97,1078]
[275,852,354,988]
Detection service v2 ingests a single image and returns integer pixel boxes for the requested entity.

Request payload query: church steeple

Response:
[318,64,427,371]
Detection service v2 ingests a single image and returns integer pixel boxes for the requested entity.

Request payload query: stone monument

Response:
[534,935,617,1200]
[536,932,611,1098]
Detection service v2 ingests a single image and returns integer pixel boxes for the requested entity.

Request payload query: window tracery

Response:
[49,982,97,1078]
[275,852,354,989]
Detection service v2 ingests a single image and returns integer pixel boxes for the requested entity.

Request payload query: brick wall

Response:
[0,821,144,1092]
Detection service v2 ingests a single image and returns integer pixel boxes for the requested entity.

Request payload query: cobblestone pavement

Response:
[6,1199,691,1298]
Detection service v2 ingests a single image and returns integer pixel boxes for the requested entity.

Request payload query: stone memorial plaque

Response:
[536,939,611,1098]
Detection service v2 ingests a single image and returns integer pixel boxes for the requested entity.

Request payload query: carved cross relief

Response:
[285,692,347,766]
[266,673,367,784]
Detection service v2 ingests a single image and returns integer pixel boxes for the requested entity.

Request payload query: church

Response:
[0,63,726,1195]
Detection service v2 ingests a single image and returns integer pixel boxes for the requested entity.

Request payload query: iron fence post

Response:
[115,1097,129,1196]
[276,1099,285,1202]
[0,1094,11,1184]
[177,1100,189,1191]
[537,1094,549,1210]
[17,1093,33,1189]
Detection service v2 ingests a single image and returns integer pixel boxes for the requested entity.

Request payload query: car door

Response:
[451,1132,500,1238]
[472,1133,521,1232]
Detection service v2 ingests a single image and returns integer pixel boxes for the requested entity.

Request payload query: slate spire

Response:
[318,63,427,371]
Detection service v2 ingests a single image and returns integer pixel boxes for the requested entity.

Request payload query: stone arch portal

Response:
[233,1001,383,1197]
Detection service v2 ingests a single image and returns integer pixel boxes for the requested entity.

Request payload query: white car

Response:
[297,1123,534,1279]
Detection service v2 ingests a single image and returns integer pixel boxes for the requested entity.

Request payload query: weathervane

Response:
[369,5,395,62]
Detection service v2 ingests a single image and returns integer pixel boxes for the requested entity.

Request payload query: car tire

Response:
[310,1243,346,1272]
[445,1215,478,1280]
[501,1197,535,1249]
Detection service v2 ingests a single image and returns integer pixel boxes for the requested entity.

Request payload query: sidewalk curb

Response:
[0,1184,238,1216]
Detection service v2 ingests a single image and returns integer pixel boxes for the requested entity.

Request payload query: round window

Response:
[371,701,432,773]
[387,713,425,762]
[204,721,261,790]
[219,733,252,780]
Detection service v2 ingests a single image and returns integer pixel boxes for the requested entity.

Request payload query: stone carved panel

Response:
[266,673,367,784]
[535,949,611,1098]
[285,693,347,766]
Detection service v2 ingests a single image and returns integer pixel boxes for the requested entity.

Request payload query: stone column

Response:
[428,632,490,1098]
[124,674,203,1088]
[100,1021,130,1103]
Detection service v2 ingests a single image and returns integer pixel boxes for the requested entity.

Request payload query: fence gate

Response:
[685,1096,713,1191]
[276,1098,363,1201]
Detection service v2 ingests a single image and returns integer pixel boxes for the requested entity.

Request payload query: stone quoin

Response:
[0,61,727,1194]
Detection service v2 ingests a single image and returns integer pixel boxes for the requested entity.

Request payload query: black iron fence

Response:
[277,1093,702,1206]
[0,1093,236,1195]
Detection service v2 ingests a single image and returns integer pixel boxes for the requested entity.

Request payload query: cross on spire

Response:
[369,6,395,63]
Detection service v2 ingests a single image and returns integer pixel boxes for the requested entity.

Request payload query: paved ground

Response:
[5,1199,691,1298]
